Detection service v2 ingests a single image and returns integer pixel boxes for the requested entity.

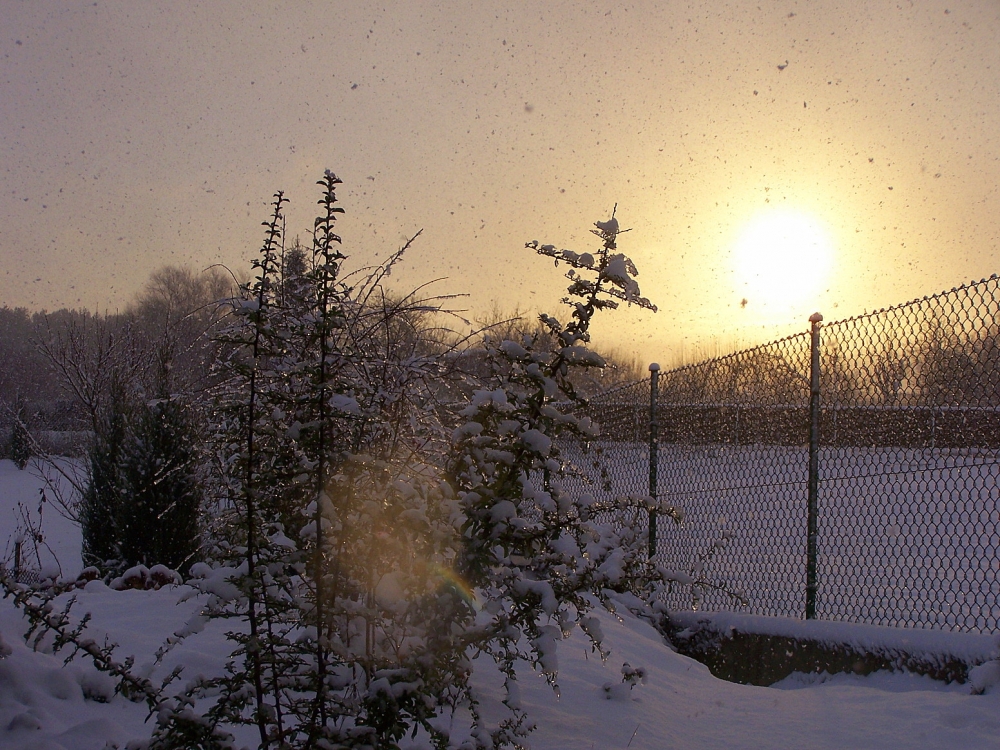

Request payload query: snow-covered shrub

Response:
[969,659,1000,695]
[603,662,647,700]
[108,564,183,591]
[156,174,475,749]
[448,211,667,742]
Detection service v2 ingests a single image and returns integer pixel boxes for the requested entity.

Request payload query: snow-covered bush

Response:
[156,174,475,749]
[448,211,668,742]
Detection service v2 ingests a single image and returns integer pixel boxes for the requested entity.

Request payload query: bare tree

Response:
[130,265,234,399]
[35,312,145,436]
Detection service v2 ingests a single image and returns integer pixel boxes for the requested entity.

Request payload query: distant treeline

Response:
[0,263,644,453]
[0,306,82,429]
[589,401,1000,450]
[0,266,234,450]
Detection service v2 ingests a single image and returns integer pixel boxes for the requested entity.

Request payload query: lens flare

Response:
[430,563,480,610]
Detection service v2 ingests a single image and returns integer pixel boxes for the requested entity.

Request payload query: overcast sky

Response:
[2,0,998,362]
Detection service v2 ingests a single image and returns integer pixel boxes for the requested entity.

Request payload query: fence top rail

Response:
[825,403,1000,414]
[593,275,1000,394]
[652,332,812,377]
[821,274,1000,329]
[594,401,1000,415]
[587,379,649,403]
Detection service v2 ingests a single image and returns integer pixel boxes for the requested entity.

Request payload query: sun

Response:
[732,209,834,312]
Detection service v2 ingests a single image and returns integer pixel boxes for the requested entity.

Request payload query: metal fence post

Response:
[648,363,660,559]
[806,312,823,619]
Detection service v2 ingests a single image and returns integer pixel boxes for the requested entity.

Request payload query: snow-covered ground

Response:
[1,458,999,749]
[0,457,84,579]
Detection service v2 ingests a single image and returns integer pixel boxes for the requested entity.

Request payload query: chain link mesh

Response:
[572,276,1000,633]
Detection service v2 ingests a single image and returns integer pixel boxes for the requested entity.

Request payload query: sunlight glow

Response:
[733,209,834,311]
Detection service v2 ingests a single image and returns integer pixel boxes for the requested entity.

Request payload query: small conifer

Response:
[9,404,31,470]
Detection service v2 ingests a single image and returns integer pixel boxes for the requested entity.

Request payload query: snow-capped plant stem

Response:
[243,190,286,750]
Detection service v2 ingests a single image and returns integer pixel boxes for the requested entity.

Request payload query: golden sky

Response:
[2,1,998,363]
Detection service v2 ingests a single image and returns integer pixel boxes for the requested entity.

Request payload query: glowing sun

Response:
[733,209,834,310]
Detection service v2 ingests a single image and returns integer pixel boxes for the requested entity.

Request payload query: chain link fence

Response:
[572,276,1000,633]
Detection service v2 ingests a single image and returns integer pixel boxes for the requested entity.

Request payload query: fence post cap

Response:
[809,312,824,323]
[648,362,660,372]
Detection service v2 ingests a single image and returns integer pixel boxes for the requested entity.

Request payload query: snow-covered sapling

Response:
[450,209,667,742]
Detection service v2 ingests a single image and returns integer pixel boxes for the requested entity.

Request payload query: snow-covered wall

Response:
[665,610,1000,688]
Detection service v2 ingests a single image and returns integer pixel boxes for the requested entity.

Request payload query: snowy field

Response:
[0,457,84,579]
[562,442,1000,631]
[1,458,999,749]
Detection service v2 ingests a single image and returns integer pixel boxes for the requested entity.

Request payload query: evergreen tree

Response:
[9,401,31,470]
[78,328,204,574]
[80,399,128,567]
[118,396,202,573]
